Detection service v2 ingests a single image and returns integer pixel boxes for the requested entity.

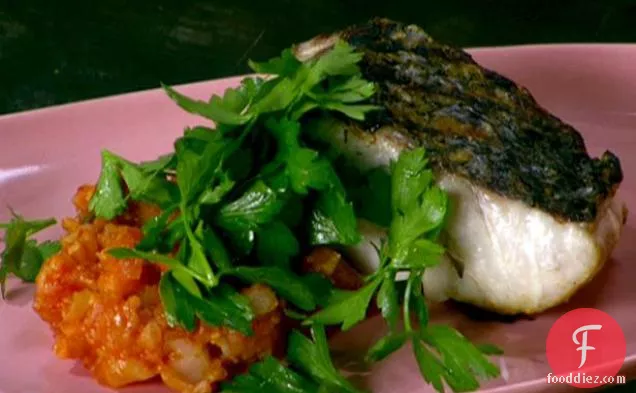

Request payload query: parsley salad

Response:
[1,41,501,393]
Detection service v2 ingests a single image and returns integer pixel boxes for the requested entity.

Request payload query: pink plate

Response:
[1,44,636,393]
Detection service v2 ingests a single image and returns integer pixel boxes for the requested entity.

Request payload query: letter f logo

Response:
[572,324,603,368]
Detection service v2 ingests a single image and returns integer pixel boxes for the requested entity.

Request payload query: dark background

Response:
[2,0,636,115]
[1,0,635,391]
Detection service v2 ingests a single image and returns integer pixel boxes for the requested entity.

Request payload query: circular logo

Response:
[546,308,626,388]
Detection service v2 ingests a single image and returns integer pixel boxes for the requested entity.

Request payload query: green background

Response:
[1,0,636,115]
[1,0,634,391]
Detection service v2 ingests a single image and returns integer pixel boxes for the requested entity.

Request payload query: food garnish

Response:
[0,211,60,298]
[1,38,501,392]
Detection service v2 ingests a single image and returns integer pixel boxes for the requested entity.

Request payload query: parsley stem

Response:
[403,269,415,333]
[236,118,257,145]
[180,204,218,287]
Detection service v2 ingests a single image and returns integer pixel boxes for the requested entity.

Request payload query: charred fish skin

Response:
[300,18,623,223]
[296,18,627,315]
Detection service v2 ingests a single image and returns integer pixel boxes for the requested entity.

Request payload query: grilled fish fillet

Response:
[295,18,627,314]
